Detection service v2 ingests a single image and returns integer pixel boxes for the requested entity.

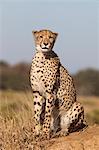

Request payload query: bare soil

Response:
[44,125,99,150]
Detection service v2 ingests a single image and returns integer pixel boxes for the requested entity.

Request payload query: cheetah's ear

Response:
[54,32,58,39]
[32,31,38,37]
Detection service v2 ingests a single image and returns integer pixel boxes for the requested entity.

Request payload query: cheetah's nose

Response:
[44,43,48,46]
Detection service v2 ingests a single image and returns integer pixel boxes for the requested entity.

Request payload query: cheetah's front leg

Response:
[43,92,54,139]
[33,92,44,137]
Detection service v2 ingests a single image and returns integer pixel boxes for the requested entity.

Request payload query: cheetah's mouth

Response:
[42,47,49,49]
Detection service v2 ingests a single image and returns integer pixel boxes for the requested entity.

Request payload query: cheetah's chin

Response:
[41,48,50,52]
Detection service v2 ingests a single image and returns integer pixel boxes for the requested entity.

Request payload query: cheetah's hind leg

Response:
[52,102,86,138]
[64,102,86,133]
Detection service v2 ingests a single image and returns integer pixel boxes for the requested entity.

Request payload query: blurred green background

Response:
[0,61,99,96]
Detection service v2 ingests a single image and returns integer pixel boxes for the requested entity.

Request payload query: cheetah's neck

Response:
[35,50,59,60]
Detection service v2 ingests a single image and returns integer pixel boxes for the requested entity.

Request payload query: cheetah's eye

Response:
[40,35,43,38]
[49,36,53,39]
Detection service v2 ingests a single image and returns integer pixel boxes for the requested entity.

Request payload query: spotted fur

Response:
[30,29,86,139]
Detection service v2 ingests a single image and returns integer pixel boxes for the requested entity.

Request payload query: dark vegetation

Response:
[74,69,99,96]
[0,61,30,91]
[0,61,99,96]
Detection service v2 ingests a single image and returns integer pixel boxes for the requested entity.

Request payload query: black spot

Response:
[34,102,36,105]
[45,115,50,118]
[60,102,64,106]
[74,109,76,111]
[68,77,71,80]
[42,79,45,81]
[48,109,50,113]
[37,70,40,73]
[70,112,73,116]
[75,114,77,117]
[72,119,74,123]
[75,119,77,122]
[37,102,41,106]
[36,118,38,121]
[78,109,80,112]
[68,106,71,109]
[34,111,36,114]
[76,106,78,108]
[48,99,52,104]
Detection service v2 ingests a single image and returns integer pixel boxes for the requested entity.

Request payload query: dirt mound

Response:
[0,117,99,150]
[45,125,99,150]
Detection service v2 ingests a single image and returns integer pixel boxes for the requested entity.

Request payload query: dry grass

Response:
[0,90,33,119]
[0,91,99,149]
[0,90,35,149]
[78,96,99,124]
[0,90,54,149]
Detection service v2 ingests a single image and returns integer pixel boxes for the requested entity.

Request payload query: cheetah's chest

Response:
[30,57,47,94]
[30,52,60,96]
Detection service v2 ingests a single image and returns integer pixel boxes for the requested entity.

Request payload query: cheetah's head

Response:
[32,29,58,53]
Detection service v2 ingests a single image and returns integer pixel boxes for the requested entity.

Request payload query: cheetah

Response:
[30,29,86,139]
